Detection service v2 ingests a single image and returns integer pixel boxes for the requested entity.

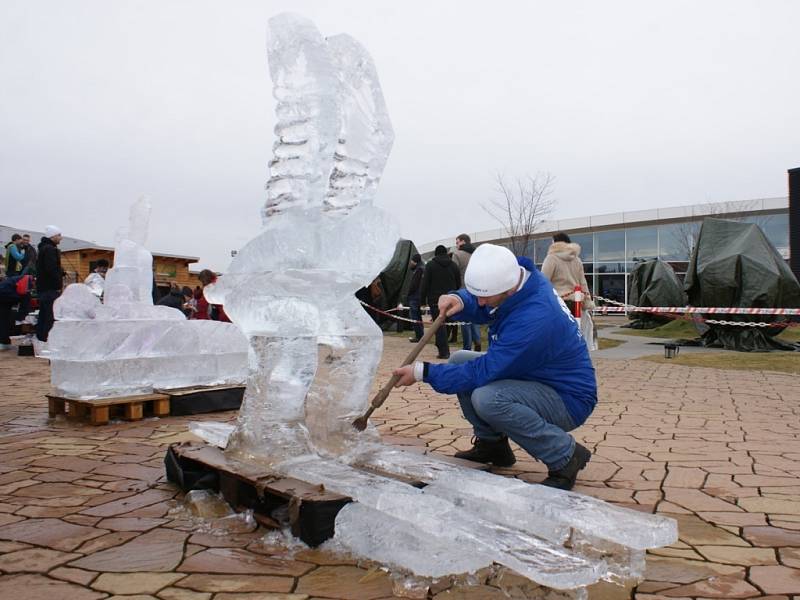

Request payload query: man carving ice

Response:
[393,243,597,490]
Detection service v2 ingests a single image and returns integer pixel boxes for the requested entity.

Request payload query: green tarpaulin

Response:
[684,218,800,351]
[626,260,686,329]
[356,239,418,329]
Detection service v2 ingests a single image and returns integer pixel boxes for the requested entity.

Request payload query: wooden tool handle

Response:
[367,310,448,411]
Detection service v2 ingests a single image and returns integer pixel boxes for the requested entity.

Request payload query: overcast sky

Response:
[1,1,798,270]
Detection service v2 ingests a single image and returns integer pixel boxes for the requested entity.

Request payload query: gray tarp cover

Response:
[356,239,418,328]
[626,260,686,329]
[684,218,800,351]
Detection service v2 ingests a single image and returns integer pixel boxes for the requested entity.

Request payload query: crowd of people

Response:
[0,227,230,351]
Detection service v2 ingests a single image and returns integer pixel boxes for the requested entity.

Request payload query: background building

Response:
[419,197,789,305]
[0,225,200,296]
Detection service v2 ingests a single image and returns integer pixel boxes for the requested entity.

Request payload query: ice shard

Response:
[187,12,677,595]
[40,198,248,399]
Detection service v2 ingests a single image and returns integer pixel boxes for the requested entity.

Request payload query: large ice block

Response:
[41,198,248,399]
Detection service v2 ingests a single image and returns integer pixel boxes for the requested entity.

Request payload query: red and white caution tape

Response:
[593,296,800,329]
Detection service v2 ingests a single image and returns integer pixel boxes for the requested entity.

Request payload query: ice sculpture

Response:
[205,13,400,461]
[40,198,248,399]
[189,13,677,595]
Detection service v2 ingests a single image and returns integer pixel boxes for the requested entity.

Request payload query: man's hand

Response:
[392,365,416,387]
[438,294,464,317]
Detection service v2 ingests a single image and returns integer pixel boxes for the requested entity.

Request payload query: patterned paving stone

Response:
[742,525,800,547]
[174,573,295,593]
[91,572,185,595]
[748,565,800,594]
[70,528,187,572]
[0,518,107,551]
[295,566,395,599]
[0,573,106,600]
[179,548,313,577]
[0,547,81,572]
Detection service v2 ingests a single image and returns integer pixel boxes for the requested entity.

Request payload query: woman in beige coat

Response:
[540,232,594,314]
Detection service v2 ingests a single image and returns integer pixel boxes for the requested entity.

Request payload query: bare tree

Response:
[482,172,556,255]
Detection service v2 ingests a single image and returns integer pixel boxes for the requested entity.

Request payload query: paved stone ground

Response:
[0,335,799,599]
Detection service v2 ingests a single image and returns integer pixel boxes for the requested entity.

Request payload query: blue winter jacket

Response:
[424,257,597,426]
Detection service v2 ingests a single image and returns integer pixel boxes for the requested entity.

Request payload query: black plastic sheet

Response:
[684,218,800,351]
[626,260,687,329]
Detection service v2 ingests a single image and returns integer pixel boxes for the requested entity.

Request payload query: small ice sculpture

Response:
[40,198,249,399]
[205,13,400,462]
[191,13,677,595]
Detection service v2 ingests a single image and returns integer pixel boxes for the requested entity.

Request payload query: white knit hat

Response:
[44,225,62,238]
[464,244,521,296]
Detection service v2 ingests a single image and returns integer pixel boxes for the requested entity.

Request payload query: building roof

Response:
[0,225,199,262]
[418,196,788,253]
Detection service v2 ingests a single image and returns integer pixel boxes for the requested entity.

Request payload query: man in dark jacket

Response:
[157,284,193,316]
[406,253,425,343]
[21,234,37,275]
[392,243,598,491]
[419,244,460,359]
[451,233,482,351]
[35,226,64,342]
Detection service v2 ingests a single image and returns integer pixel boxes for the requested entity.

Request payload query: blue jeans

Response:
[449,350,577,470]
[408,298,424,341]
[461,322,481,350]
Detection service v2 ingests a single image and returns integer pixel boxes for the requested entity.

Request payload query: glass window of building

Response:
[595,229,625,262]
[658,222,696,261]
[596,274,626,303]
[570,233,593,264]
[534,238,551,264]
[626,226,658,262]
[743,213,789,257]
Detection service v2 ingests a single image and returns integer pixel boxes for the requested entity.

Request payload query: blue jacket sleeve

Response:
[425,318,552,394]
[453,289,493,325]
[9,245,24,261]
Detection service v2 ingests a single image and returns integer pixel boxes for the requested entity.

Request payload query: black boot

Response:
[541,443,591,491]
[454,436,516,467]
[473,342,482,352]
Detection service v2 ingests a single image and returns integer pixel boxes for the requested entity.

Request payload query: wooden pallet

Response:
[166,441,489,546]
[47,393,170,425]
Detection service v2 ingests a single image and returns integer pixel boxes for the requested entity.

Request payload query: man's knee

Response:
[448,350,480,366]
[470,385,509,422]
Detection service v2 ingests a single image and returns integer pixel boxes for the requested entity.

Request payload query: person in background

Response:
[419,244,460,359]
[193,269,230,322]
[157,283,194,316]
[84,259,110,298]
[406,253,425,343]
[20,234,37,275]
[35,226,64,342]
[451,233,482,352]
[4,234,26,276]
[540,232,594,315]
[0,274,34,351]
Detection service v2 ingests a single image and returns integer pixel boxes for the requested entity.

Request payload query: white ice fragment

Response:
[334,502,492,578]
[189,421,234,448]
[53,284,100,321]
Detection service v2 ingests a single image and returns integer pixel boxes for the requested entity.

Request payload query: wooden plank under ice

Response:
[172,442,349,502]
[156,384,245,397]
